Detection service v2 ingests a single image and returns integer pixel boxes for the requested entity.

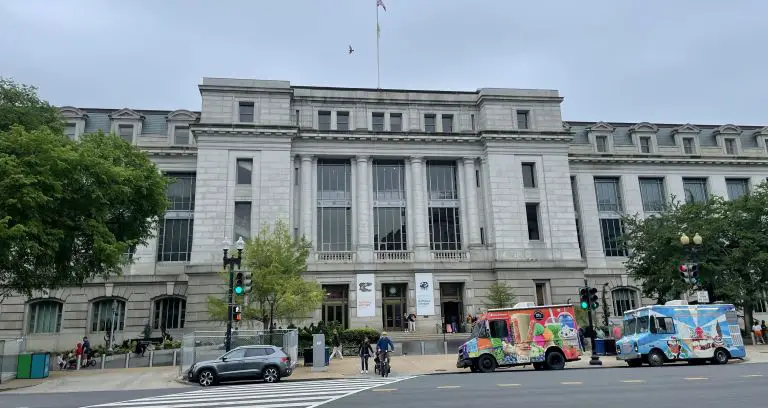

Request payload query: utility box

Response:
[30,353,50,379]
[16,354,32,379]
[311,333,327,372]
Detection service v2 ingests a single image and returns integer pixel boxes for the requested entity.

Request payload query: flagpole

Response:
[376,4,381,89]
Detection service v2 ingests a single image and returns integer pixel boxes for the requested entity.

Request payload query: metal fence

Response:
[180,329,298,376]
[0,337,26,383]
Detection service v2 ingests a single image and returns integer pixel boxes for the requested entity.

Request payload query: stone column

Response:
[356,156,372,261]
[410,156,429,260]
[300,155,313,244]
[462,157,481,247]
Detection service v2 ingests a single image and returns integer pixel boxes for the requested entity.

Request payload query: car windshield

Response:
[623,318,636,335]
[221,348,246,359]
[637,316,650,333]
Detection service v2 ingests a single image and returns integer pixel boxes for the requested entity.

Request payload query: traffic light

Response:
[234,272,244,295]
[232,304,242,322]
[589,287,599,310]
[579,287,589,310]
[243,271,252,294]
[679,264,689,281]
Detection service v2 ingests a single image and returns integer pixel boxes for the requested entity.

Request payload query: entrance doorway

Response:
[322,285,349,329]
[382,283,407,331]
[440,282,464,333]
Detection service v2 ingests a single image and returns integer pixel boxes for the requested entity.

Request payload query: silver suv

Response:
[187,345,294,386]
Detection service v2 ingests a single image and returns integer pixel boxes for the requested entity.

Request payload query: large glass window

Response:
[91,298,126,332]
[153,297,186,330]
[427,161,461,251]
[613,288,637,316]
[234,202,252,240]
[595,177,625,257]
[157,173,195,262]
[639,177,665,212]
[600,218,627,257]
[317,160,352,252]
[726,178,749,200]
[683,178,708,204]
[594,177,622,212]
[27,301,63,334]
[373,161,407,251]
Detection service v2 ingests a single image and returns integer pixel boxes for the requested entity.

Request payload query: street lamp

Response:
[223,236,245,352]
[680,233,705,300]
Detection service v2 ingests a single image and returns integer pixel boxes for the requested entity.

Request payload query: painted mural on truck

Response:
[461,305,581,365]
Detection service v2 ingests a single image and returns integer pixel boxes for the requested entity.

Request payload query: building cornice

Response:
[296,130,480,144]
[569,153,768,166]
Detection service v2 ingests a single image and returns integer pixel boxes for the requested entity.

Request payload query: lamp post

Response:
[680,233,705,301]
[223,236,245,352]
[108,299,117,353]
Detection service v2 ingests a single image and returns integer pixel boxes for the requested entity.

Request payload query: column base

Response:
[413,245,430,262]
[356,247,373,263]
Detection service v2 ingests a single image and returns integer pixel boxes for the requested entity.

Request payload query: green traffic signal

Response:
[580,301,589,309]
[234,272,244,295]
[234,286,243,295]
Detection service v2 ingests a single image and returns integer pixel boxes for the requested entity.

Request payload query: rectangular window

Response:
[475,170,480,188]
[428,207,461,251]
[683,178,708,204]
[595,136,607,152]
[594,177,622,212]
[336,111,350,131]
[390,113,402,132]
[613,289,637,316]
[317,159,352,252]
[295,109,300,126]
[427,161,458,200]
[157,172,195,262]
[27,301,63,334]
[639,137,651,153]
[424,114,436,133]
[522,163,536,188]
[234,202,252,240]
[639,177,665,212]
[441,114,454,133]
[683,138,695,154]
[374,207,407,251]
[724,139,736,155]
[570,176,584,257]
[118,124,133,143]
[600,218,627,257]
[372,112,385,132]
[652,317,675,334]
[65,123,77,139]
[526,203,541,241]
[373,160,408,254]
[318,111,331,131]
[427,161,461,251]
[726,178,749,200]
[173,126,190,145]
[517,110,530,130]
[238,102,254,122]
[535,282,549,306]
[471,114,475,131]
[153,297,186,330]
[236,158,253,185]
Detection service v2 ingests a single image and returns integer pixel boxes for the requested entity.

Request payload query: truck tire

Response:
[647,350,665,367]
[711,348,729,365]
[477,354,497,373]
[544,350,565,370]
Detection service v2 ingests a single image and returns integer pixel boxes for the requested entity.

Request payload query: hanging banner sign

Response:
[414,272,435,316]
[356,273,376,317]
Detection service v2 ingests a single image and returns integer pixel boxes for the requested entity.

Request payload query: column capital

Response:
[409,156,424,163]
[462,156,477,165]
[356,155,370,162]
[300,154,314,162]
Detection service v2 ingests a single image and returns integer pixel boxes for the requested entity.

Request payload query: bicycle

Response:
[378,351,390,377]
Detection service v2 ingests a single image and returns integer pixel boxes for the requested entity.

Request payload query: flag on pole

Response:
[377,0,387,11]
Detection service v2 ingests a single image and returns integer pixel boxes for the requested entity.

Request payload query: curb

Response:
[0,382,43,393]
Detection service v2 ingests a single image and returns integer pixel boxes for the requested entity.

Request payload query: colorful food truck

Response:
[457,303,582,373]
[615,301,746,367]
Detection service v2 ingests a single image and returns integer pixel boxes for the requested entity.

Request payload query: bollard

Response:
[172,350,177,367]
[444,341,448,354]
[76,355,81,371]
[124,353,130,368]
[149,350,154,367]
[420,341,425,355]
[101,354,106,370]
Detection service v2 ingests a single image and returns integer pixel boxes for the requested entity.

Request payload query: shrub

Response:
[340,328,380,345]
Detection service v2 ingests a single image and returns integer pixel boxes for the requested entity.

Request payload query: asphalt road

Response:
[328,362,768,408]
[0,387,191,408]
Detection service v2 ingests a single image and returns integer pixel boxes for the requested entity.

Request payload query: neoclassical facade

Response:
[3,78,768,351]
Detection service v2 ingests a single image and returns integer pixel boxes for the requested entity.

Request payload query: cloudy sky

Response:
[1,0,766,125]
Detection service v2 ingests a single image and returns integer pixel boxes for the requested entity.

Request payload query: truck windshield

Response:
[637,316,650,333]
[471,321,489,338]
[623,318,636,335]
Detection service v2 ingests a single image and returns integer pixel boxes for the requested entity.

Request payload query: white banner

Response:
[414,272,435,316]
[356,273,376,317]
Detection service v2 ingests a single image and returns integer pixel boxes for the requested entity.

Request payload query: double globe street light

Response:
[222,236,245,352]
[679,233,704,298]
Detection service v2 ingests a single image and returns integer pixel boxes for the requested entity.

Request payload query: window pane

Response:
[317,160,351,200]
[683,178,708,204]
[157,219,193,261]
[427,162,458,200]
[374,207,407,251]
[28,301,62,334]
[683,138,694,154]
[522,163,536,188]
[317,207,351,251]
[174,126,190,145]
[234,202,252,240]
[390,114,402,132]
[639,178,665,212]
[65,123,77,139]
[441,115,453,133]
[428,207,462,250]
[517,111,529,129]
[596,136,607,152]
[153,298,186,330]
[92,299,126,332]
[166,173,196,212]
[373,161,405,201]
[318,111,331,131]
[118,125,133,143]
[424,115,436,133]
[526,203,540,240]
[640,137,650,153]
[594,177,622,212]
[239,102,254,122]
[726,179,749,200]
[600,218,627,257]
[337,111,350,131]
[372,113,385,131]
[236,159,253,185]
[613,289,637,316]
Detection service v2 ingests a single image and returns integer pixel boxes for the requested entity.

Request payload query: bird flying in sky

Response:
[348,45,354,54]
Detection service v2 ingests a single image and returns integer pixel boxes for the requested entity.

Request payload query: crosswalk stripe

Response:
[82,377,415,408]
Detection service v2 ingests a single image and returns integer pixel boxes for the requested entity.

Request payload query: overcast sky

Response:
[1,0,766,125]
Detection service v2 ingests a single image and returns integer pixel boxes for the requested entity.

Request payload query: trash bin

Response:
[603,339,617,356]
[16,354,32,379]
[594,339,606,356]
[303,347,330,366]
[30,353,50,379]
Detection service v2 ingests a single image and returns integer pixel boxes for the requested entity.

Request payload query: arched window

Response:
[91,298,126,332]
[153,297,186,330]
[27,300,63,334]
[612,288,638,317]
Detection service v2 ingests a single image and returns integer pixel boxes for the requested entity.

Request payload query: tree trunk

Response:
[744,303,754,343]
[269,303,275,333]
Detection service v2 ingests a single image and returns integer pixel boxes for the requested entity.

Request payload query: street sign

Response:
[696,290,709,304]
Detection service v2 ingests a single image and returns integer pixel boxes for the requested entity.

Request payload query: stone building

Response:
[2,77,767,351]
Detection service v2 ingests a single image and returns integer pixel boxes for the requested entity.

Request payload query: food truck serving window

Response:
[651,316,675,334]
[489,320,509,338]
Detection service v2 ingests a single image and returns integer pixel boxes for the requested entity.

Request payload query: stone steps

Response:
[389,332,471,342]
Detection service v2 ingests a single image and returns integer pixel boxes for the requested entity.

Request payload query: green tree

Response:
[206,220,324,330]
[0,81,169,300]
[484,282,516,309]
[0,77,64,134]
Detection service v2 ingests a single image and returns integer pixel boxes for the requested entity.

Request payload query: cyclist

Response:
[376,331,394,375]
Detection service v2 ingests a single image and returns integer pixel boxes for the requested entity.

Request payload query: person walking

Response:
[330,330,343,360]
[752,322,764,344]
[761,320,767,343]
[81,336,91,366]
[407,313,416,332]
[358,336,373,374]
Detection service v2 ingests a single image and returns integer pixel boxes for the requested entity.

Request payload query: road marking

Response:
[497,383,521,387]
[684,377,708,381]
[437,385,461,389]
[621,380,646,383]
[372,388,397,392]
[561,381,583,385]
[741,374,763,377]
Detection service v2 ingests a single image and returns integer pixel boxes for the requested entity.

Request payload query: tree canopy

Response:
[0,79,169,299]
[207,220,324,329]
[484,282,516,309]
[622,185,768,329]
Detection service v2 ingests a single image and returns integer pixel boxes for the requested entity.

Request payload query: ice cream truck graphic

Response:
[615,301,746,367]
[457,303,582,373]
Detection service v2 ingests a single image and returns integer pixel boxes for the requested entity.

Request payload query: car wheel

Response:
[477,354,497,373]
[647,350,665,367]
[712,348,729,365]
[544,351,566,370]
[263,366,281,383]
[198,369,216,387]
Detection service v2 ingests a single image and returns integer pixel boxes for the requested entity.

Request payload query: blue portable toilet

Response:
[29,353,50,379]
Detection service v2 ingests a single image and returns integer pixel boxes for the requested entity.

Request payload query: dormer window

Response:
[595,136,608,153]
[174,126,190,145]
[639,137,651,153]
[682,138,695,154]
[65,123,77,140]
[724,138,736,155]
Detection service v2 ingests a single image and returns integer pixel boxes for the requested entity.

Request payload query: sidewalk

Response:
[0,366,185,393]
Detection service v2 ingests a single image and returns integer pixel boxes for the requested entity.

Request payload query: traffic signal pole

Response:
[583,279,603,366]
[225,260,234,352]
